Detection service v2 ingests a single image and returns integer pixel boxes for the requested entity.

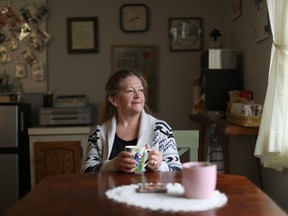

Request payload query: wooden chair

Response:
[174,130,199,162]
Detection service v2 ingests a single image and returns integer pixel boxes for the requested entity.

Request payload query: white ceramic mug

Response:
[182,162,217,199]
[125,146,150,172]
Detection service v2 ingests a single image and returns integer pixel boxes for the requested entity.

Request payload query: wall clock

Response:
[120,4,149,32]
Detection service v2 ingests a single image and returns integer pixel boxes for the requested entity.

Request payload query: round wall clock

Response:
[120,4,149,32]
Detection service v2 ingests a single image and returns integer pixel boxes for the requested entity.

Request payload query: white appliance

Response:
[39,105,97,126]
[0,103,31,214]
[54,95,89,107]
[202,48,238,69]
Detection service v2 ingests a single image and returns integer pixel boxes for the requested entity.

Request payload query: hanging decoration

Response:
[0,1,51,97]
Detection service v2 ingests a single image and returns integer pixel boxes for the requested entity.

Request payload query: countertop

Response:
[28,125,95,135]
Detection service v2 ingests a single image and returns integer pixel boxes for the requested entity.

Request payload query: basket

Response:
[226,113,261,127]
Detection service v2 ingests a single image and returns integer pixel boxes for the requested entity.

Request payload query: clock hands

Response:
[125,16,140,23]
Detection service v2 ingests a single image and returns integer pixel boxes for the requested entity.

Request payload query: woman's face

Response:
[110,75,145,116]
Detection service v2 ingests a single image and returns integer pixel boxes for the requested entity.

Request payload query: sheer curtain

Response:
[254,0,288,171]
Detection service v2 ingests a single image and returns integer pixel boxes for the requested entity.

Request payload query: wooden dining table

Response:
[3,171,287,216]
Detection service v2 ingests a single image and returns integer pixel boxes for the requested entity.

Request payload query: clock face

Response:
[120,4,148,32]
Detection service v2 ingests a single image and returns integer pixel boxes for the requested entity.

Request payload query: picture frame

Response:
[169,17,203,51]
[254,0,270,43]
[232,0,242,20]
[111,45,158,111]
[67,17,98,54]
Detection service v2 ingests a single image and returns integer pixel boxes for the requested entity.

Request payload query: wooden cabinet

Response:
[29,126,92,187]
[34,141,81,184]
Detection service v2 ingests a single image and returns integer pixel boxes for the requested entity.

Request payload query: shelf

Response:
[28,126,94,136]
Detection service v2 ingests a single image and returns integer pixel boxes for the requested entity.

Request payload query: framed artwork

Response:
[111,45,158,111]
[67,17,98,54]
[232,0,242,20]
[169,17,203,51]
[254,0,270,42]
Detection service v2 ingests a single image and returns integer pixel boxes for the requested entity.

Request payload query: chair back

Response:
[174,130,199,162]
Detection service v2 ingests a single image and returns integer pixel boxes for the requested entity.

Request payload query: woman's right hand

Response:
[114,151,137,173]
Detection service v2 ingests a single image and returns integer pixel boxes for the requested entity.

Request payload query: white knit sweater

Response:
[81,111,182,172]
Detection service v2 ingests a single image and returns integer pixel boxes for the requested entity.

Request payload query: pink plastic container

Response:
[182,162,217,199]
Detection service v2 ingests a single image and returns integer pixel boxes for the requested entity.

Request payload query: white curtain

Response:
[254,0,288,171]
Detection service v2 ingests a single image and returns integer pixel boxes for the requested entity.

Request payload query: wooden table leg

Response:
[198,124,206,161]
[220,129,230,173]
[191,121,207,162]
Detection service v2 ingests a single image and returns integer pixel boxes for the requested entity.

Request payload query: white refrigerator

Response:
[0,103,31,214]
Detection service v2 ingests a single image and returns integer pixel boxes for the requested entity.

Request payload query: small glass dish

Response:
[136,182,167,193]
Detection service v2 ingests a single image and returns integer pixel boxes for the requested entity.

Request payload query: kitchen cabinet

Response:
[34,141,81,184]
[28,126,93,187]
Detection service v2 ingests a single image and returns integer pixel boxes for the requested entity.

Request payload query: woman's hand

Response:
[114,151,137,173]
[145,144,163,171]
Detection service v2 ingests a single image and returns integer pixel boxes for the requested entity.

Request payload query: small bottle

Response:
[16,87,24,102]
[14,79,24,102]
[43,91,53,107]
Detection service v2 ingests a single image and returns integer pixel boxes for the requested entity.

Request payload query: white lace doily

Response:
[106,183,228,212]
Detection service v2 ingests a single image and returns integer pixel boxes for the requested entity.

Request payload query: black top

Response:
[109,134,138,160]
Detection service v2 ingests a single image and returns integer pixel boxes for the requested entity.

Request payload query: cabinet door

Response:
[34,141,81,184]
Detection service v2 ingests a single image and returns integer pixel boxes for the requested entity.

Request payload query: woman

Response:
[81,69,182,173]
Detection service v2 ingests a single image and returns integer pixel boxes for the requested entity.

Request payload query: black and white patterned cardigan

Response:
[81,111,183,172]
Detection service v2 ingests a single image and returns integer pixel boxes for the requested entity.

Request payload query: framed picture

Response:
[67,17,98,54]
[169,18,203,51]
[111,45,158,111]
[254,0,270,42]
[232,0,242,20]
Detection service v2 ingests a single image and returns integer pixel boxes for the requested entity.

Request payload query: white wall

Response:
[223,0,288,212]
[222,0,271,102]
[45,0,223,129]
